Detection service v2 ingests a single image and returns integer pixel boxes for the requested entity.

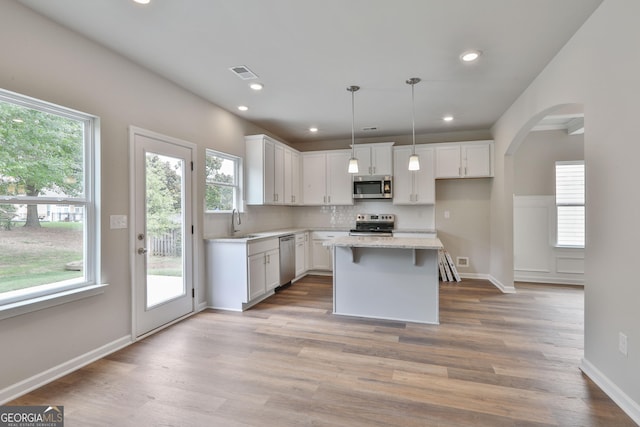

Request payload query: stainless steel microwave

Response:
[353,175,392,199]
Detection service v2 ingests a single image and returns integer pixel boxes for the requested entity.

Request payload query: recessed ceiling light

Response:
[249,83,264,91]
[237,105,249,111]
[443,115,454,122]
[461,50,482,62]
[309,127,318,133]
[133,0,151,4]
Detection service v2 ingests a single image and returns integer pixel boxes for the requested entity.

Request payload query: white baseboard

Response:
[0,335,132,405]
[197,301,208,312]
[580,358,640,425]
[489,274,517,293]
[456,273,516,294]
[514,272,583,285]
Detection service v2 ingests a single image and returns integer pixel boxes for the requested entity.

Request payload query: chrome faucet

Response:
[231,208,241,234]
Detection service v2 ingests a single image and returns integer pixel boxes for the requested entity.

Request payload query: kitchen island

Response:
[325,236,443,324]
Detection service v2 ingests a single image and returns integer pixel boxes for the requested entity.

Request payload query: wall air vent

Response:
[229,65,258,80]
[362,126,378,132]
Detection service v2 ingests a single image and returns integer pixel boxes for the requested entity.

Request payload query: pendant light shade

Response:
[406,77,421,171]
[347,85,360,174]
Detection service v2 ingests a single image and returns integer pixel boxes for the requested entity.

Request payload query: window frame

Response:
[0,88,102,319]
[555,160,585,248]
[205,149,243,213]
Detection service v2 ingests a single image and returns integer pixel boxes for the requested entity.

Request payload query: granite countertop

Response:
[205,227,351,243]
[325,236,443,250]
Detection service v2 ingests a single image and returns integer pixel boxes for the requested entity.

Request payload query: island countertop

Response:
[324,236,443,250]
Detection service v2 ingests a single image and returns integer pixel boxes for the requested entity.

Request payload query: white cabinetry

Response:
[295,232,308,278]
[206,237,279,311]
[246,134,300,205]
[434,140,493,178]
[309,231,348,271]
[353,142,394,176]
[393,145,435,205]
[284,149,301,205]
[301,150,353,205]
[248,244,280,300]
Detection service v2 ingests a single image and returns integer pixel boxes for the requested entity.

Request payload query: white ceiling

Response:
[18,0,601,144]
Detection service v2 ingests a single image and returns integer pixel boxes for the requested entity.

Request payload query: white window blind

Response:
[555,161,585,247]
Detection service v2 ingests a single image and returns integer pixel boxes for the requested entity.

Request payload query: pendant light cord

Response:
[411,82,416,155]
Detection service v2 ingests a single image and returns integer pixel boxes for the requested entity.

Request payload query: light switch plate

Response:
[110,215,128,229]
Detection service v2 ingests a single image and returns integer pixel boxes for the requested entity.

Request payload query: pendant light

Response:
[406,77,421,171]
[347,85,360,174]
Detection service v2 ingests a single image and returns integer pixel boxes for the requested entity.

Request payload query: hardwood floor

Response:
[10,276,636,426]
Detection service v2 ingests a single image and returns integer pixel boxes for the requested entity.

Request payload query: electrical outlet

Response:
[619,332,628,356]
[110,214,128,229]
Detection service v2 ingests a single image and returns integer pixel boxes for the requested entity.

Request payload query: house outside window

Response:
[555,161,585,247]
[0,89,99,310]
[205,149,242,212]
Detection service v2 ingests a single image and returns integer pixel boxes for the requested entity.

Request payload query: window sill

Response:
[0,283,108,321]
[554,245,585,249]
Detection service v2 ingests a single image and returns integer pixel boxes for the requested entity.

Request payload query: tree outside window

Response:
[0,91,98,301]
[205,150,241,212]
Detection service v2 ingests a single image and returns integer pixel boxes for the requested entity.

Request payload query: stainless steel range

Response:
[349,214,395,236]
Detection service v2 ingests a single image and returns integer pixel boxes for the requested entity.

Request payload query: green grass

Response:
[0,222,83,293]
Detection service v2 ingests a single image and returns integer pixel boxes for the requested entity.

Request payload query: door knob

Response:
[137,248,148,255]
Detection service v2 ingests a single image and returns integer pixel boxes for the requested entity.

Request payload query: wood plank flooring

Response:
[9,276,637,426]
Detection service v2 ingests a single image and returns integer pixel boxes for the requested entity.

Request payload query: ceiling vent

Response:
[362,126,378,132]
[229,65,258,80]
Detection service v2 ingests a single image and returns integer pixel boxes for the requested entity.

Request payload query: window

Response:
[205,149,242,212]
[0,89,100,311]
[555,161,585,247]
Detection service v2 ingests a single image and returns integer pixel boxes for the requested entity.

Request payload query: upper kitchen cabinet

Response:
[393,145,435,205]
[301,150,354,206]
[353,142,394,176]
[245,134,300,205]
[283,148,301,205]
[434,140,494,179]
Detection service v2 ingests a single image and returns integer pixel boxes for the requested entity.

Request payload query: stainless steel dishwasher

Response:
[278,235,296,287]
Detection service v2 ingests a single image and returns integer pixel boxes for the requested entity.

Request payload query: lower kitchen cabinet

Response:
[294,232,308,278]
[206,237,280,311]
[248,248,279,301]
[310,231,348,271]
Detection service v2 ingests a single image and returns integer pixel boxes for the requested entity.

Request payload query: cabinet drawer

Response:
[248,238,279,256]
[311,231,347,240]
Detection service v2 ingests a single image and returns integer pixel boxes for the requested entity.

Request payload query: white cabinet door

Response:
[463,143,492,177]
[295,237,306,277]
[290,150,300,205]
[302,153,327,205]
[311,239,332,270]
[247,252,266,302]
[263,139,276,203]
[392,146,413,204]
[283,148,293,204]
[353,145,372,176]
[393,146,434,204]
[413,146,435,204]
[265,248,280,291]
[273,143,284,204]
[371,144,393,176]
[353,143,393,176]
[435,144,462,178]
[326,151,353,205]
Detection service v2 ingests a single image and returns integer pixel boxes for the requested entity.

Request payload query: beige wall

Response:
[514,130,584,196]
[435,179,491,276]
[491,0,640,414]
[0,0,291,397]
